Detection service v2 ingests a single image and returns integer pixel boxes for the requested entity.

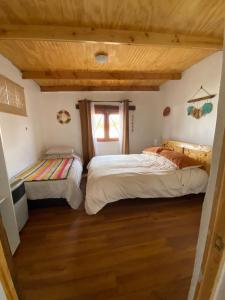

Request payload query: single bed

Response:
[85,140,211,215]
[16,151,83,209]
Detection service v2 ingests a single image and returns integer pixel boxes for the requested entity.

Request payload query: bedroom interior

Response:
[0,1,225,300]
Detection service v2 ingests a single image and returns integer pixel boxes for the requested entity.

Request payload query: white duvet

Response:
[25,158,83,209]
[85,154,208,215]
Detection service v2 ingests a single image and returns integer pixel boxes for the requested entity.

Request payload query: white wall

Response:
[0,54,43,178]
[40,91,163,155]
[161,52,223,146]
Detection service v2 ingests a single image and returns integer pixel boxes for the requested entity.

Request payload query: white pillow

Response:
[45,146,75,155]
[42,153,82,163]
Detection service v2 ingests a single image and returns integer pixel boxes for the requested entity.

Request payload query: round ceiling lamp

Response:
[95,52,108,64]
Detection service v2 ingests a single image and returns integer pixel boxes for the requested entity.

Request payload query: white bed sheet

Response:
[25,158,83,209]
[85,154,208,215]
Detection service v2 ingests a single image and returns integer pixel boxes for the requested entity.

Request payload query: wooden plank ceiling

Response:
[0,0,224,91]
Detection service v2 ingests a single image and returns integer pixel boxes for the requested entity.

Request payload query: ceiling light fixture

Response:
[95,52,108,64]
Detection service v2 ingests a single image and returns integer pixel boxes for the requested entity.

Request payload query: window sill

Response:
[97,139,119,143]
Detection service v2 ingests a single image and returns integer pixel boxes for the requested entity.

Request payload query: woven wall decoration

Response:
[57,110,71,124]
[0,74,27,116]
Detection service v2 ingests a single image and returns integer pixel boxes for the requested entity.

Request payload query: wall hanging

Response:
[187,86,216,119]
[0,74,27,116]
[57,110,71,124]
[163,106,171,117]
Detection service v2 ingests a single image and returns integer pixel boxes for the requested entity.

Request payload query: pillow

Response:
[42,153,82,163]
[43,153,75,159]
[159,150,200,169]
[143,146,171,154]
[45,146,74,155]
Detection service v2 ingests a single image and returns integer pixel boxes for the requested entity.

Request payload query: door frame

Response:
[193,135,225,297]
[0,214,21,300]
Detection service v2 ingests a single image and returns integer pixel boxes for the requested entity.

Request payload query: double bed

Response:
[85,140,211,215]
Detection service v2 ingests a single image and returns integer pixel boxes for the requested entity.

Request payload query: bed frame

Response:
[162,140,212,173]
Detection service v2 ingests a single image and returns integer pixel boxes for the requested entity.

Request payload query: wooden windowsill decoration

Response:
[187,86,216,119]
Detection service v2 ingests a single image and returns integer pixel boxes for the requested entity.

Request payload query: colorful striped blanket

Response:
[17,158,74,182]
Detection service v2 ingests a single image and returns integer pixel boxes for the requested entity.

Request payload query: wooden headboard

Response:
[162,140,212,173]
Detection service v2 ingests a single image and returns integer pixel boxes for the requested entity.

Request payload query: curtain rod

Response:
[78,99,132,103]
[75,102,135,110]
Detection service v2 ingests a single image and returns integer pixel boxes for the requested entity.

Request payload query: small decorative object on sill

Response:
[187,86,215,119]
[57,110,71,124]
[163,106,171,117]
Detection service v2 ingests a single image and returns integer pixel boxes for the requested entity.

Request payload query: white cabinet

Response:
[11,179,29,232]
[0,130,20,254]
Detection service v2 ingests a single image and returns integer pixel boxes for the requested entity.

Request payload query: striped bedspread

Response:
[17,158,74,181]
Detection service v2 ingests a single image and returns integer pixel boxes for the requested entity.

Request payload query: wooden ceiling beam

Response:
[22,70,181,80]
[40,85,160,92]
[0,25,222,50]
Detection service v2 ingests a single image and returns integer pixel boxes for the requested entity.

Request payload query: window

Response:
[94,105,119,142]
[0,74,27,116]
[94,113,105,139]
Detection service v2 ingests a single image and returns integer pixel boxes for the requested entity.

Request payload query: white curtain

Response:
[90,102,99,155]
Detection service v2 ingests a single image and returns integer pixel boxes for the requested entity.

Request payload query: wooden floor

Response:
[14,195,204,300]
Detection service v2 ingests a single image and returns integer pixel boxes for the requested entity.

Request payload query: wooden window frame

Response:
[0,215,21,300]
[94,105,119,142]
